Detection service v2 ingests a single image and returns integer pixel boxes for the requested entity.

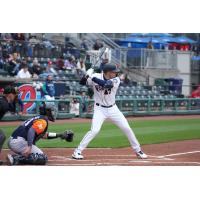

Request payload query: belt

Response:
[96,103,115,108]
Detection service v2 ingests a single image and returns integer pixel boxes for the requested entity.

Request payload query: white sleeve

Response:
[16,71,21,78]
[27,72,32,78]
[86,77,93,86]
[86,73,98,86]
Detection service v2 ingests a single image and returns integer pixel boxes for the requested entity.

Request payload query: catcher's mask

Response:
[39,102,55,122]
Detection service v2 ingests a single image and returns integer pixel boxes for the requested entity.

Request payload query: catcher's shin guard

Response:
[9,153,48,165]
[0,129,6,153]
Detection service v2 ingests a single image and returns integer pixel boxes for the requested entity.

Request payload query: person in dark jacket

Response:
[0,86,18,165]
[9,95,24,115]
[41,75,55,99]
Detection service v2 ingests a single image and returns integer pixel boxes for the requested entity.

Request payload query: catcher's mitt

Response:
[59,130,74,142]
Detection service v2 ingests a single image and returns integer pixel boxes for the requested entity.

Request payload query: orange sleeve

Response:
[32,119,47,135]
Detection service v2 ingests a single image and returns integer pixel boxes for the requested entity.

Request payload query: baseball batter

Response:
[72,63,148,159]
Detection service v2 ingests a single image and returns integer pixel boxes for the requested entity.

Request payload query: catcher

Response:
[7,102,74,165]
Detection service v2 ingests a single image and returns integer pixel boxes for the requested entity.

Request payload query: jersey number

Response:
[104,89,111,95]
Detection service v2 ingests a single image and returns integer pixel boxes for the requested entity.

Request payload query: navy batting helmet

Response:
[102,63,120,73]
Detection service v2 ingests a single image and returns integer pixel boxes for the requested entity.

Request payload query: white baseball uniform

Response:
[76,73,141,153]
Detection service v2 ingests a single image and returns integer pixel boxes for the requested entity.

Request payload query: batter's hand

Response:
[86,68,94,77]
[23,146,32,157]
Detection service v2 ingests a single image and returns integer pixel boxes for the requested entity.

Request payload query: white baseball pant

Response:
[77,104,141,153]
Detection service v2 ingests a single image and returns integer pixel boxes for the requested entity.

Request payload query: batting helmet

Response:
[39,102,56,122]
[102,63,120,73]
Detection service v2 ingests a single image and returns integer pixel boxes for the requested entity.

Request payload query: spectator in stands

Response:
[26,56,32,67]
[146,40,154,67]
[12,33,25,41]
[81,39,89,50]
[43,39,54,49]
[16,64,32,79]
[70,98,80,117]
[8,53,21,75]
[11,34,26,55]
[0,87,3,94]
[0,56,3,70]
[93,39,103,50]
[41,75,55,101]
[147,40,154,49]
[2,33,12,41]
[56,56,65,71]
[64,56,76,71]
[46,60,57,76]
[26,43,33,57]
[0,46,2,58]
[120,73,130,85]
[31,58,43,78]
[65,41,76,49]
[76,58,86,75]
[28,35,39,44]
[190,86,200,98]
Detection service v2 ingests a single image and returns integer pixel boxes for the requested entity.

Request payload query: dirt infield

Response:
[1,139,200,166]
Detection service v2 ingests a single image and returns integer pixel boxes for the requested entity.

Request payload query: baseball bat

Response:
[91,46,107,69]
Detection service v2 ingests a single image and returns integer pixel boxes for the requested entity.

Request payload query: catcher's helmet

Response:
[102,63,120,73]
[39,102,56,122]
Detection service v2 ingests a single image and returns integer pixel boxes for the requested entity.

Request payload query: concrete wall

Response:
[126,52,191,96]
[176,52,192,96]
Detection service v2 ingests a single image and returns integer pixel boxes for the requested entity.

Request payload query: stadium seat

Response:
[118,90,123,96]
[131,86,136,90]
[130,90,135,95]
[123,91,128,96]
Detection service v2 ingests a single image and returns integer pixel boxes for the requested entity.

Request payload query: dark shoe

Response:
[0,160,3,165]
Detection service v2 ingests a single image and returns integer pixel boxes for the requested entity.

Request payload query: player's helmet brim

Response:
[102,64,120,73]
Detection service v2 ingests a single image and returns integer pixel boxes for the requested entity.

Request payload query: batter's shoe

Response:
[136,151,148,159]
[72,150,84,160]
[7,154,15,165]
[0,160,3,165]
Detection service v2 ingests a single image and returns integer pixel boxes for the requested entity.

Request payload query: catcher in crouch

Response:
[7,102,74,165]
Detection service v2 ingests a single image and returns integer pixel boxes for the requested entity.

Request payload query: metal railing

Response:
[115,48,180,69]
[82,34,182,69]
[83,98,200,116]
[2,97,200,121]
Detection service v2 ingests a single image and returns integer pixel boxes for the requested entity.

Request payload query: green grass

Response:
[1,118,200,149]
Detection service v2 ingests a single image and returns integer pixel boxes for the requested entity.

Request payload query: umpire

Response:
[0,86,18,165]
